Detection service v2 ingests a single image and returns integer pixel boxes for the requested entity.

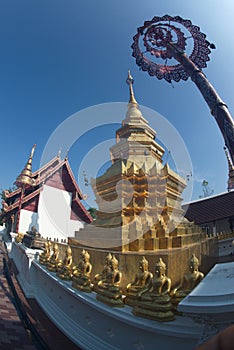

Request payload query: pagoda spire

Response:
[15,144,36,189]
[110,73,163,164]
[14,144,36,233]
[126,70,138,105]
[124,71,148,124]
[224,146,234,191]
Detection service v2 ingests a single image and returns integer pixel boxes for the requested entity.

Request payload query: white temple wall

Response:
[37,185,83,241]
[18,210,38,234]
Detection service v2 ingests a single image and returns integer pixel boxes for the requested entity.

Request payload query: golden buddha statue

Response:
[47,243,60,272]
[171,253,204,313]
[133,258,174,322]
[15,232,24,243]
[72,249,92,292]
[56,245,73,280]
[125,256,153,307]
[93,252,112,292]
[39,241,52,265]
[96,254,124,307]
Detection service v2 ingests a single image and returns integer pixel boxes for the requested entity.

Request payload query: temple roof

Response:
[183,191,234,224]
[2,154,92,224]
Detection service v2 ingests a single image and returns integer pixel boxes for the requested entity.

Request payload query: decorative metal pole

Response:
[131,15,234,165]
[14,144,36,233]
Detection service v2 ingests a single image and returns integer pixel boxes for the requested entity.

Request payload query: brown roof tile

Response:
[183,191,234,224]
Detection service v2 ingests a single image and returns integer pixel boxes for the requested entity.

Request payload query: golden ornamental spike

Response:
[14,144,36,189]
[126,70,138,105]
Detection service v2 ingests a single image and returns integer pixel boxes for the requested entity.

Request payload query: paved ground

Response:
[0,242,36,350]
[0,241,80,350]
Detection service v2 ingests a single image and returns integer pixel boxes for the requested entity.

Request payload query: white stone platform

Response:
[178,262,234,343]
[9,241,205,350]
[179,262,234,315]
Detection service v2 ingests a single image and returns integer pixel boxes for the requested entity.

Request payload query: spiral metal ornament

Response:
[131,15,211,83]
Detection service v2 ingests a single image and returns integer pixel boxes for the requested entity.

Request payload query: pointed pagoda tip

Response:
[126,70,138,105]
[30,144,36,158]
[65,148,69,160]
[57,148,62,159]
[14,144,37,188]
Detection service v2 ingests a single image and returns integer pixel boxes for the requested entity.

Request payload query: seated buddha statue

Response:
[171,254,204,313]
[125,256,153,307]
[72,249,92,292]
[15,232,24,244]
[56,245,73,280]
[39,241,52,265]
[93,252,112,292]
[47,243,60,272]
[27,226,41,238]
[96,255,124,307]
[133,258,174,322]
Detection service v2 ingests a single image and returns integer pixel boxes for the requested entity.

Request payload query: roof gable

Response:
[1,156,92,224]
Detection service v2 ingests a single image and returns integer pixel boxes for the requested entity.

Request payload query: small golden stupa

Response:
[14,144,36,189]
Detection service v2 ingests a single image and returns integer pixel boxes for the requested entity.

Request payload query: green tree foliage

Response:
[0,186,17,200]
[0,186,17,225]
[88,207,97,219]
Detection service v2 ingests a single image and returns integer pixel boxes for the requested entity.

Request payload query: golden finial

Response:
[155,257,166,270]
[14,144,36,189]
[189,254,199,267]
[80,249,90,260]
[66,245,72,255]
[140,256,149,268]
[111,254,119,268]
[84,250,90,261]
[126,70,138,105]
[106,252,112,263]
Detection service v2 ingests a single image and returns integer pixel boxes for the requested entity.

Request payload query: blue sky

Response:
[1,0,234,206]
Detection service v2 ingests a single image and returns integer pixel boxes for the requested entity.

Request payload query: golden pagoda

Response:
[74,72,206,254]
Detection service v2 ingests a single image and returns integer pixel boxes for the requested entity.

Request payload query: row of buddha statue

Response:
[39,242,204,322]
